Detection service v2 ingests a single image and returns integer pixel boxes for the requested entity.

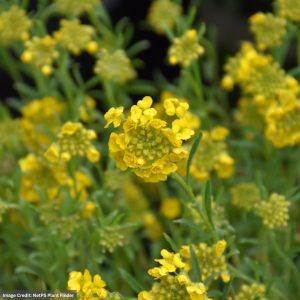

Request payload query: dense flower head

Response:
[255,193,290,229]
[180,240,230,283]
[230,182,261,211]
[229,283,266,300]
[98,226,125,253]
[105,96,191,182]
[265,97,300,147]
[277,0,300,22]
[249,13,286,50]
[0,5,32,45]
[67,269,108,300]
[189,128,234,182]
[54,19,96,55]
[21,35,59,75]
[147,0,182,34]
[139,249,211,300]
[168,29,204,67]
[94,49,136,84]
[20,97,64,153]
[55,0,99,16]
[44,122,100,163]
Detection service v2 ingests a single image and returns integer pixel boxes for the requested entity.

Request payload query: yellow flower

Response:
[255,193,290,229]
[147,0,182,34]
[211,126,229,141]
[94,49,136,84]
[67,269,108,300]
[277,0,300,22]
[0,5,32,45]
[106,96,190,182]
[44,122,100,163]
[143,212,163,241]
[186,283,207,300]
[54,19,95,55]
[168,29,204,67]
[160,197,181,219]
[249,13,286,50]
[180,241,230,283]
[55,0,100,16]
[21,36,59,75]
[104,107,124,128]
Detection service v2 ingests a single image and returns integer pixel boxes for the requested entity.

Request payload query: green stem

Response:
[103,80,116,107]
[171,172,217,242]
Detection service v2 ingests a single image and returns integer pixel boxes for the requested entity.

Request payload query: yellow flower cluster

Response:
[229,283,266,300]
[230,182,261,211]
[168,29,204,67]
[55,0,99,16]
[147,0,182,34]
[21,35,59,75]
[189,127,234,182]
[139,249,211,300]
[20,97,64,153]
[94,49,136,84]
[68,269,108,300]
[54,19,96,55]
[44,122,100,163]
[19,153,92,203]
[256,193,290,229]
[249,12,286,50]
[265,96,300,147]
[277,0,300,22]
[105,96,191,182]
[0,5,31,45]
[181,240,230,283]
[160,197,181,219]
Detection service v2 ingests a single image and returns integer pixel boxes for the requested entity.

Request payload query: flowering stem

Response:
[171,172,218,242]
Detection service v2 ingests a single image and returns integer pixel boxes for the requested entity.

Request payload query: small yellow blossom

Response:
[147,0,182,34]
[211,126,229,141]
[55,0,99,16]
[160,197,181,219]
[44,122,100,163]
[255,193,290,229]
[21,35,59,75]
[168,29,204,67]
[94,49,136,84]
[67,269,108,300]
[104,107,124,128]
[54,19,95,55]
[0,5,32,45]
[143,212,163,241]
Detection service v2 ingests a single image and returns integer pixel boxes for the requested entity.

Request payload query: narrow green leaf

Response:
[163,233,178,252]
[119,268,143,293]
[222,280,232,300]
[186,131,202,184]
[202,180,214,230]
[174,219,201,232]
[189,245,201,282]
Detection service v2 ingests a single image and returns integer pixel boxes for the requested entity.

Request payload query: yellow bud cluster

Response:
[21,36,59,76]
[98,226,124,253]
[147,0,182,34]
[277,0,300,22]
[249,12,286,50]
[168,29,204,67]
[67,269,108,300]
[230,182,261,211]
[54,19,96,55]
[255,193,290,229]
[44,122,100,163]
[0,5,32,45]
[229,283,266,300]
[180,240,230,283]
[189,128,234,182]
[94,49,136,84]
[55,0,99,16]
